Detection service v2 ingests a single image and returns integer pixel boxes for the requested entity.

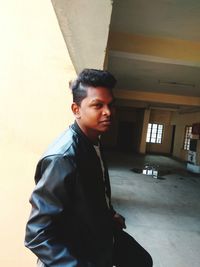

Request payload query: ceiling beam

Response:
[109,50,200,68]
[109,31,200,63]
[114,89,200,107]
[51,0,113,73]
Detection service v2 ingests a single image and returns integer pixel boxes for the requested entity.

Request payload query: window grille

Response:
[183,126,192,150]
[146,123,164,144]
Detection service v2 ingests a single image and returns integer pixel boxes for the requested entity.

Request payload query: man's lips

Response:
[99,120,111,125]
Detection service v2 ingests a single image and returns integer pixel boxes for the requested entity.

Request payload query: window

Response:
[183,126,192,150]
[146,123,164,144]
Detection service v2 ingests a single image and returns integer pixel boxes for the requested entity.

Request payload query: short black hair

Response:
[70,69,117,105]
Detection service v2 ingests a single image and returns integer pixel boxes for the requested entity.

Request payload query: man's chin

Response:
[98,125,111,133]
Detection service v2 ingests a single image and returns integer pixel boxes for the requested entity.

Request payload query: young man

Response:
[25,69,153,267]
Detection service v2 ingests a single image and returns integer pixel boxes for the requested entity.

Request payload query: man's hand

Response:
[113,213,126,230]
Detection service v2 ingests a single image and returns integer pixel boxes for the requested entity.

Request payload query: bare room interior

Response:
[50,1,200,266]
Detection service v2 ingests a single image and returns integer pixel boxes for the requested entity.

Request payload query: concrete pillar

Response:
[139,109,151,154]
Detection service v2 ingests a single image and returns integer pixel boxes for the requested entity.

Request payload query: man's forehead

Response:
[86,86,113,97]
[90,97,114,103]
[87,95,114,104]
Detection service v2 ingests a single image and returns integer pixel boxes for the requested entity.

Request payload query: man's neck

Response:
[75,120,100,145]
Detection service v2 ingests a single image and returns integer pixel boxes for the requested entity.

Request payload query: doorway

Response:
[117,121,135,152]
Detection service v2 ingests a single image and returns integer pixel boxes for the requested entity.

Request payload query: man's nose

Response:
[102,105,111,116]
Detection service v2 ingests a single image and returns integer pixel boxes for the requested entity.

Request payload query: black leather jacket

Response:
[25,122,115,267]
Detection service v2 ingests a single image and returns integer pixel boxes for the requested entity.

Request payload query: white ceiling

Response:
[110,0,200,41]
[108,0,200,109]
[109,53,200,96]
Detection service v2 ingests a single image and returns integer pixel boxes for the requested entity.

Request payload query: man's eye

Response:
[94,103,102,108]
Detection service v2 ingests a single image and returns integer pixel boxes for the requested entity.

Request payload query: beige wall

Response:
[0,1,76,266]
[171,111,200,160]
[146,110,173,154]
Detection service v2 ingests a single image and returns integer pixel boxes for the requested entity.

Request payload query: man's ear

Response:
[71,102,81,119]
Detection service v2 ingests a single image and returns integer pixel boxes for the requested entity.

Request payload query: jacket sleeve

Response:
[24,155,83,267]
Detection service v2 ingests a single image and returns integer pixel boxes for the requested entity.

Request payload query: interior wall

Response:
[139,109,150,154]
[101,119,118,147]
[102,107,144,152]
[146,109,173,154]
[0,1,76,266]
[171,111,200,161]
[102,107,136,148]
[134,109,145,152]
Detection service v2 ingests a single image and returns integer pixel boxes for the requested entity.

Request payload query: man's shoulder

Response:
[41,125,78,159]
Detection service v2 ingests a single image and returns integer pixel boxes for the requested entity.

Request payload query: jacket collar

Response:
[71,120,101,146]
[70,120,83,136]
[70,120,93,144]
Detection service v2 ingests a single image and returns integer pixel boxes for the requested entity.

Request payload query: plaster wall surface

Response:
[0,1,75,266]
[146,110,173,154]
[102,108,144,151]
[171,111,200,160]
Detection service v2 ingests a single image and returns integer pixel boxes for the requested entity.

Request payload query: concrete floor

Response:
[106,151,200,267]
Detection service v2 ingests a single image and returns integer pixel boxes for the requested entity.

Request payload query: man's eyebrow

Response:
[90,98,102,103]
